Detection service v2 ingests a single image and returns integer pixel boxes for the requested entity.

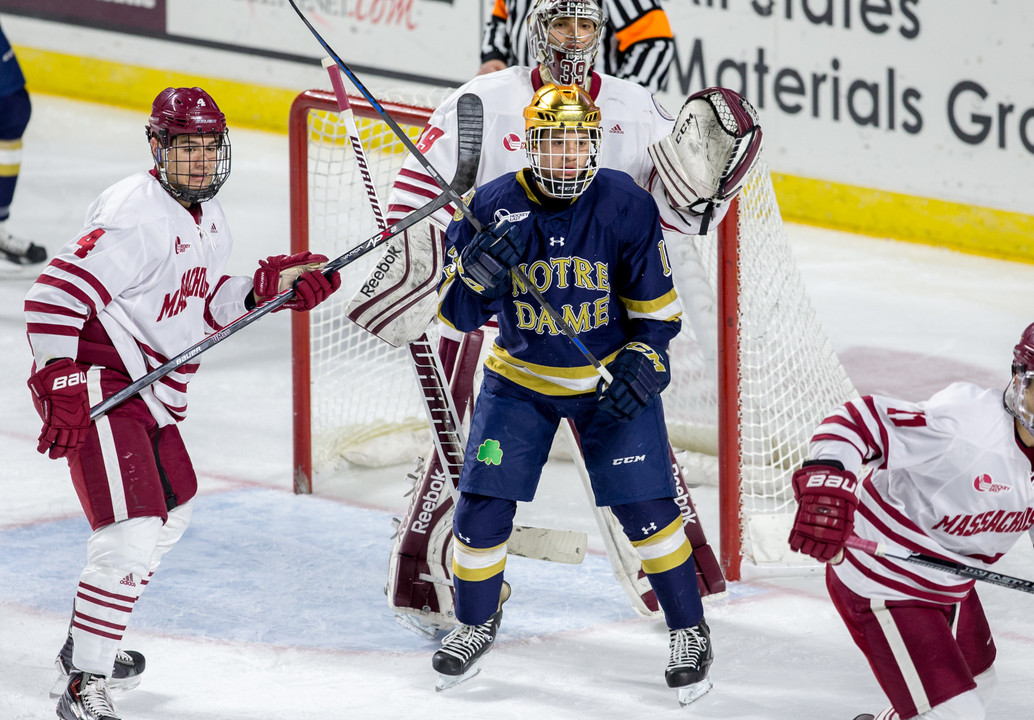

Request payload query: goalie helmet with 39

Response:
[527,0,606,86]
[146,87,231,205]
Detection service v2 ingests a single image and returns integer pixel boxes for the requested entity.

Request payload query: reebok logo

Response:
[174,236,190,254]
[358,246,404,297]
[609,124,625,134]
[973,474,1011,494]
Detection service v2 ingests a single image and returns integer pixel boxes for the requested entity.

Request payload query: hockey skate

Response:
[56,672,121,720]
[432,608,503,692]
[665,619,714,706]
[50,631,146,698]
[0,229,45,267]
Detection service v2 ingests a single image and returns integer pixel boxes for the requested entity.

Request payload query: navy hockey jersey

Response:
[438,168,681,396]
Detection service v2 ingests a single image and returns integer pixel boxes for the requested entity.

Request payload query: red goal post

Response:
[287,88,857,581]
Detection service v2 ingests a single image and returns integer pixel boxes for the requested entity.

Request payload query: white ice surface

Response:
[2,94,1034,720]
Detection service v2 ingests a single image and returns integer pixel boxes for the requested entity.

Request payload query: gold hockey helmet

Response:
[522,83,602,199]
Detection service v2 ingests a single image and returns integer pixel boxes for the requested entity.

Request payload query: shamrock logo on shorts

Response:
[476,439,503,466]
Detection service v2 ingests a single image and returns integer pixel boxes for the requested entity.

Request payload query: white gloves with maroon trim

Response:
[27,358,91,460]
[253,252,341,311]
[788,460,859,563]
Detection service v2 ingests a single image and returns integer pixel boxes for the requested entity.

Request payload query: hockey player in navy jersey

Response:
[431,84,711,704]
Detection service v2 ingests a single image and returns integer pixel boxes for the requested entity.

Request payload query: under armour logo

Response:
[549,236,565,247]
[641,522,657,536]
[456,531,472,545]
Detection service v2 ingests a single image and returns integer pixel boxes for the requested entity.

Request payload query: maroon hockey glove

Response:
[788,460,859,563]
[27,358,92,459]
[253,252,341,312]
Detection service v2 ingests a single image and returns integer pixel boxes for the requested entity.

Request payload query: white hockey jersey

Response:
[24,171,252,426]
[384,66,723,236]
[809,383,1034,604]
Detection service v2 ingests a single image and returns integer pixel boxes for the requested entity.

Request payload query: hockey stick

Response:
[320,67,589,567]
[845,536,1034,595]
[287,0,613,384]
[88,192,451,420]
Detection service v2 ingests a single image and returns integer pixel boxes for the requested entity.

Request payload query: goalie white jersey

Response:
[809,383,1034,604]
[24,170,252,426]
[383,66,717,236]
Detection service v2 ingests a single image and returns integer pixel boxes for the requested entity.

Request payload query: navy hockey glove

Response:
[596,342,671,422]
[788,460,859,563]
[457,219,525,299]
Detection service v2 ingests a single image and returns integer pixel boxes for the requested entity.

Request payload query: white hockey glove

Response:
[648,87,763,221]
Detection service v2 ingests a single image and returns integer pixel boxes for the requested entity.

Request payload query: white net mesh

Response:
[292,91,857,569]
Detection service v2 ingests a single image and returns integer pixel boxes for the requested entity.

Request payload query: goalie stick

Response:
[318,66,588,632]
[289,0,612,384]
[845,536,1034,595]
[88,191,451,421]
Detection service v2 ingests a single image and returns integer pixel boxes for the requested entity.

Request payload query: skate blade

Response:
[676,678,713,706]
[50,670,142,698]
[434,662,483,692]
[394,613,441,640]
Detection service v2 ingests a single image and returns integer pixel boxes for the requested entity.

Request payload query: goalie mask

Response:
[1004,322,1034,434]
[147,87,231,204]
[524,84,602,199]
[648,87,763,220]
[527,0,605,86]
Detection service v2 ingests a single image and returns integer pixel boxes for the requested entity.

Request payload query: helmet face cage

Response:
[147,87,231,204]
[524,84,602,199]
[528,0,605,86]
[1005,322,1034,434]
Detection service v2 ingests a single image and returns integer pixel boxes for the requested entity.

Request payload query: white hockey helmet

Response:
[523,84,602,199]
[527,0,606,86]
[1004,322,1034,434]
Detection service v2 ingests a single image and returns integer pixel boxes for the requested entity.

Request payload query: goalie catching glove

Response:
[788,460,859,563]
[457,219,525,299]
[648,87,763,219]
[252,251,341,312]
[596,342,671,422]
[27,358,92,459]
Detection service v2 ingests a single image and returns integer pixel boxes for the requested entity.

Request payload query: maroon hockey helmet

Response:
[1004,322,1034,433]
[1013,322,1034,371]
[146,87,231,204]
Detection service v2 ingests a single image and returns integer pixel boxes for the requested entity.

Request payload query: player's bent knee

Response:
[86,516,164,579]
[453,493,517,548]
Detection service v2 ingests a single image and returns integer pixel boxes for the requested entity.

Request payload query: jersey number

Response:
[416,126,444,154]
[74,228,105,259]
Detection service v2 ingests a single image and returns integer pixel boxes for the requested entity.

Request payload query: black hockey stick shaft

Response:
[287,1,612,384]
[845,536,1034,595]
[89,192,451,420]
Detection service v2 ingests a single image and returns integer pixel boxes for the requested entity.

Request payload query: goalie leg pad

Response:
[452,493,516,626]
[345,221,447,347]
[611,499,705,629]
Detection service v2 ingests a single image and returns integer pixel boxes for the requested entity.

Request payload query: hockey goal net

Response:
[288,88,857,580]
